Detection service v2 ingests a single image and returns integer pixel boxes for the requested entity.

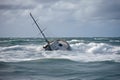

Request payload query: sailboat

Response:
[30,13,71,51]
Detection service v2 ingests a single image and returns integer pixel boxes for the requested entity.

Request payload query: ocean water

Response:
[0,37,120,80]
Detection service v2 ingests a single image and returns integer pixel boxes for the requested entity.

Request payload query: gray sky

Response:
[0,0,120,37]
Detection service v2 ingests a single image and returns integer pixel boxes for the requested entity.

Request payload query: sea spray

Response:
[0,38,120,80]
[0,38,120,62]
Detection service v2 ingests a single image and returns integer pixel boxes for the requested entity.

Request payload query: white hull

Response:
[43,40,71,51]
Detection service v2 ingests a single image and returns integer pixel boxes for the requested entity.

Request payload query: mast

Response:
[30,13,49,44]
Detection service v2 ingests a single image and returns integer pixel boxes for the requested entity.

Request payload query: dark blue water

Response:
[0,37,120,80]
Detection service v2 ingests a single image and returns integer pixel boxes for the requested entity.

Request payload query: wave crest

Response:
[0,42,120,62]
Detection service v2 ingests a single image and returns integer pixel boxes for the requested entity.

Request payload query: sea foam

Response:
[0,40,120,62]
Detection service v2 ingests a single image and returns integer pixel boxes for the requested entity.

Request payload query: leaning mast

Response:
[29,13,49,44]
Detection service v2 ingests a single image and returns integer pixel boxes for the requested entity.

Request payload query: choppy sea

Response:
[0,37,120,80]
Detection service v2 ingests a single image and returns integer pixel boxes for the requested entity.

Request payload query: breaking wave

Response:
[0,39,120,62]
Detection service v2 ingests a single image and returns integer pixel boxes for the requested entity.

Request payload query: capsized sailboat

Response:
[30,13,71,51]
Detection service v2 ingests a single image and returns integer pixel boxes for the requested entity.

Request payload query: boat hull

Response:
[43,40,71,51]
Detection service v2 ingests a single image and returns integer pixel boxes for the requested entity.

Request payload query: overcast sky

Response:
[0,0,120,37]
